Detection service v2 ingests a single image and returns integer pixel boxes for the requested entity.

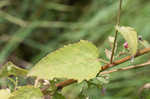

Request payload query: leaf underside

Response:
[28,40,101,82]
[0,61,28,77]
[9,86,43,99]
[116,25,138,55]
[0,89,10,99]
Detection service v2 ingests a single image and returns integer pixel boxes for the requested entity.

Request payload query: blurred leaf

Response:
[138,83,150,98]
[47,80,57,92]
[108,36,118,52]
[0,22,38,64]
[62,82,86,99]
[116,25,138,55]
[90,74,110,86]
[82,84,102,99]
[139,83,150,99]
[46,2,73,12]
[108,36,115,48]
[105,49,112,60]
[9,86,43,99]
[52,92,65,99]
[76,94,86,99]
[0,0,150,98]
[0,61,28,77]
[108,36,115,44]
[28,40,101,82]
[0,89,11,99]
[140,40,150,48]
[0,1,9,8]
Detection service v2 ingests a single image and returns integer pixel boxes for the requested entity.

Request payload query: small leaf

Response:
[52,92,65,99]
[62,82,85,99]
[0,89,11,99]
[0,61,28,77]
[28,40,101,82]
[116,25,138,55]
[108,36,117,49]
[82,84,102,99]
[90,75,109,86]
[108,36,115,44]
[104,49,112,60]
[140,40,150,48]
[108,36,117,51]
[9,86,43,99]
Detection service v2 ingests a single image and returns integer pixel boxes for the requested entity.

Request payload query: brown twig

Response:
[56,79,77,89]
[100,60,150,75]
[41,79,77,92]
[40,48,150,92]
[54,47,150,89]
[101,48,150,71]
[110,0,122,63]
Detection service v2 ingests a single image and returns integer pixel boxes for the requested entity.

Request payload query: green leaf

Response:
[9,86,43,99]
[62,82,86,99]
[105,49,112,60]
[82,84,102,99]
[52,92,65,99]
[140,40,150,48]
[28,40,101,82]
[0,89,11,99]
[0,61,28,77]
[116,25,138,55]
[89,74,110,88]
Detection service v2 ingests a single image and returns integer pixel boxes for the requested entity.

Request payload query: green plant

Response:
[0,0,150,99]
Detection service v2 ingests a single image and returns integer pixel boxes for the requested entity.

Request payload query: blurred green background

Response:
[0,0,150,98]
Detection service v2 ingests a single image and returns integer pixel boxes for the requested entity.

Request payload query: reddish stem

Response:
[56,48,150,89]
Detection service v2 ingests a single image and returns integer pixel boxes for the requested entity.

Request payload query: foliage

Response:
[0,61,28,77]
[0,0,150,99]
[28,40,100,82]
[0,89,10,99]
[9,86,43,99]
[116,26,138,55]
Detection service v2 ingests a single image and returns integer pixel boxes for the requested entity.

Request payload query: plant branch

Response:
[54,47,150,90]
[101,47,150,71]
[100,60,150,75]
[110,0,122,63]
[41,79,77,92]
[56,79,77,89]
